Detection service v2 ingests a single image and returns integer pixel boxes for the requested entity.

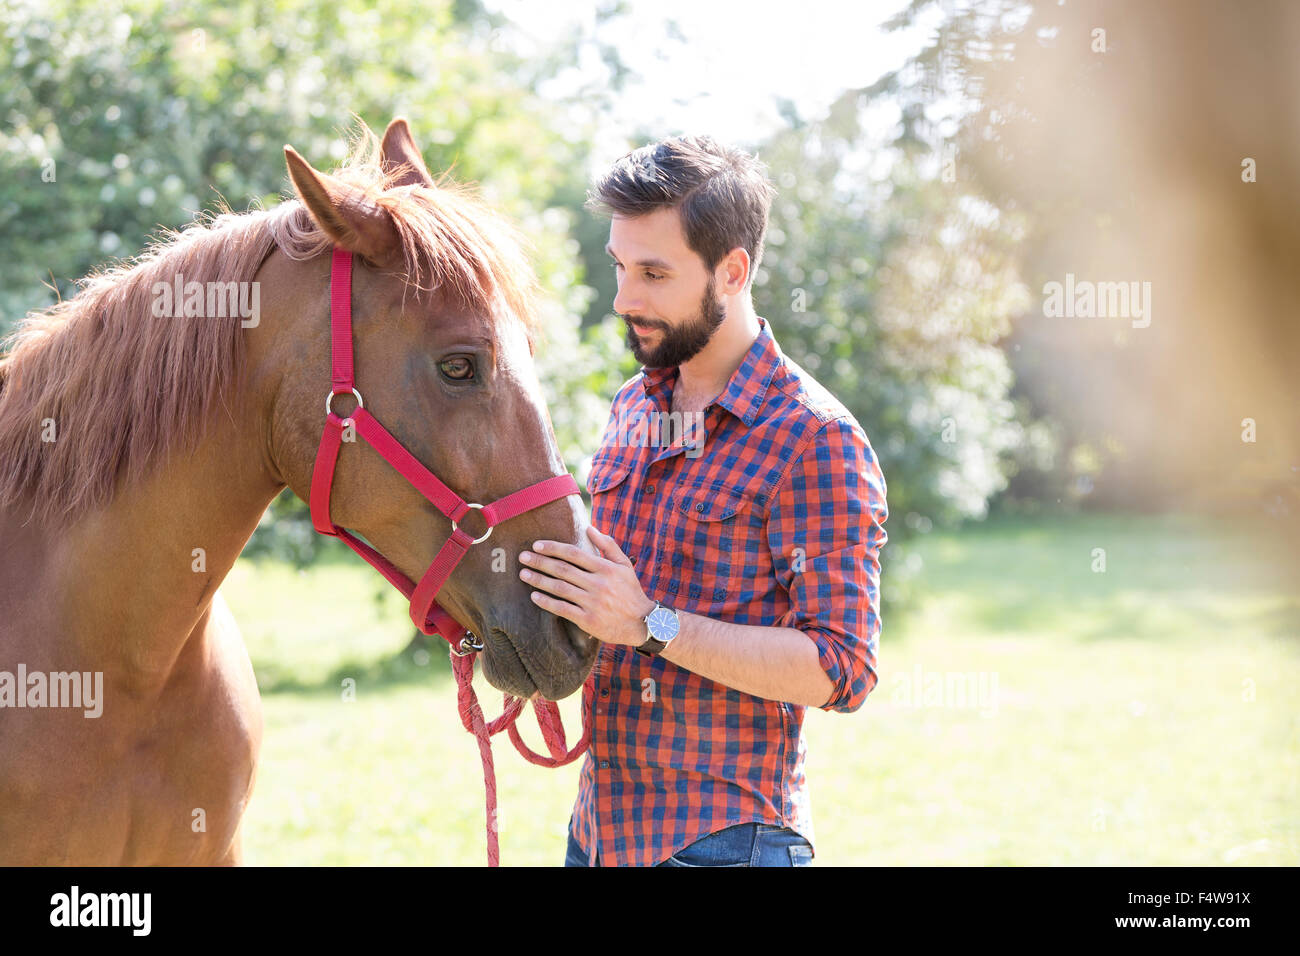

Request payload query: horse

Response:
[0,118,599,864]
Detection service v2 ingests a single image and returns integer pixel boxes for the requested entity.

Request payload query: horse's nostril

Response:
[561,618,596,661]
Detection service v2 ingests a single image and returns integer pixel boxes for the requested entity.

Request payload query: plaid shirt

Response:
[567,315,889,867]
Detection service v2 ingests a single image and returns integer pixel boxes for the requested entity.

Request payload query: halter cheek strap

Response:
[308,247,581,652]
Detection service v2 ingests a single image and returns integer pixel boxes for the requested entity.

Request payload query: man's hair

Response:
[587,135,777,288]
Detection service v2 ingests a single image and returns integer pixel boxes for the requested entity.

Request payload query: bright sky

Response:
[487,0,934,166]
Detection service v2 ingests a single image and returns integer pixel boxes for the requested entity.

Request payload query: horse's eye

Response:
[439,356,475,381]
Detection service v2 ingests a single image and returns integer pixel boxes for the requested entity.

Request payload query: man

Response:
[517,135,888,867]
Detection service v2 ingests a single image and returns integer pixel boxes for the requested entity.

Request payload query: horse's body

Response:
[0,119,596,864]
[0,406,268,863]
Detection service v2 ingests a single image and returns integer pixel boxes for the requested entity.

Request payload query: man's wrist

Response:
[628,596,657,645]
[634,599,685,658]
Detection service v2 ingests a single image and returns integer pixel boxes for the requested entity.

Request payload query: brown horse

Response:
[0,118,598,864]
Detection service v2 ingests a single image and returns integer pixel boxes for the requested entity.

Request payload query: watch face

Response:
[646,606,679,642]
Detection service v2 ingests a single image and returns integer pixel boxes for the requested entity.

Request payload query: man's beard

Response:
[621,276,726,368]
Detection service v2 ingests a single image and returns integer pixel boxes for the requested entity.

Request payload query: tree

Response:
[753,90,1043,607]
[865,0,1300,514]
[0,0,636,561]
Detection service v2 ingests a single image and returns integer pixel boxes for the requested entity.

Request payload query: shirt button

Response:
[645,484,655,494]
[599,761,609,769]
[600,688,610,698]
[695,502,704,512]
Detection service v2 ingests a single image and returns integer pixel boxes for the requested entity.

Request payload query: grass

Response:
[225,513,1299,865]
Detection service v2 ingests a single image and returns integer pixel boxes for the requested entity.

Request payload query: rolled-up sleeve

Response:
[766,415,888,713]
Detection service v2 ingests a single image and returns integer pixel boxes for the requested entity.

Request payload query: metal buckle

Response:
[326,387,364,417]
[451,632,485,656]
[451,502,493,545]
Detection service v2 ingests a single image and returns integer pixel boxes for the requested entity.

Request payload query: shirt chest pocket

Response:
[586,454,635,497]
[585,454,645,558]
[657,480,767,611]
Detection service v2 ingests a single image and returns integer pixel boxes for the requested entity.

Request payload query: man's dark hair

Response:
[587,135,777,288]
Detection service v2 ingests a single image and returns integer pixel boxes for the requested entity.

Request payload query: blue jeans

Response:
[564,821,814,867]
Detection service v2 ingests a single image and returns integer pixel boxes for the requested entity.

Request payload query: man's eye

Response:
[439,356,475,381]
[645,271,663,281]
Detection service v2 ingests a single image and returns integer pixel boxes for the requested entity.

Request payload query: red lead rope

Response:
[450,652,591,866]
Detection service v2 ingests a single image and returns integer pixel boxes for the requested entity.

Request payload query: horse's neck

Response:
[3,408,282,689]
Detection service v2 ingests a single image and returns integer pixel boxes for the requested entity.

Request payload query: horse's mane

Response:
[0,125,541,528]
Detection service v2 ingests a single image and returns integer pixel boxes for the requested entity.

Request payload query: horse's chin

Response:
[480,618,595,702]
[480,661,537,701]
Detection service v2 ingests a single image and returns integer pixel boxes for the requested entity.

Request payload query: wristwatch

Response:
[635,601,681,658]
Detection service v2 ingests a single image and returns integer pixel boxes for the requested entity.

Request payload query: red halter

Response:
[309,247,580,653]
[309,248,591,866]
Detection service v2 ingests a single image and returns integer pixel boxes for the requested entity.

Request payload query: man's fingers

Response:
[586,525,634,566]
[522,566,588,603]
[519,550,596,586]
[530,539,604,573]
[529,590,586,627]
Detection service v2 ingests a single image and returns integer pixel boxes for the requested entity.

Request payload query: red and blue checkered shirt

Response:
[567,315,889,866]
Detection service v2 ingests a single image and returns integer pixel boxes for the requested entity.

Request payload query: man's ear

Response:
[720,246,752,295]
[284,145,402,268]
[379,117,435,188]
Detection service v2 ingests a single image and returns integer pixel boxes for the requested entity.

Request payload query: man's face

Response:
[606,207,726,368]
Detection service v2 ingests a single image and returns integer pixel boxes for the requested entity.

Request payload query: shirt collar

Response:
[639,315,781,427]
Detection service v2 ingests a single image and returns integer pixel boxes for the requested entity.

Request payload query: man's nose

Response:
[612,278,637,317]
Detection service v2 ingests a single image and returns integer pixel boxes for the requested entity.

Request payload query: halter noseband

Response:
[308,247,581,655]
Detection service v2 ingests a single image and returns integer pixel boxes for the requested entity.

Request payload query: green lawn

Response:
[225,513,1299,865]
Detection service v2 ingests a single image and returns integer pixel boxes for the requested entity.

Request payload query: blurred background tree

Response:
[863,0,1300,516]
[6,0,1290,592]
[752,93,1049,607]
[0,0,638,563]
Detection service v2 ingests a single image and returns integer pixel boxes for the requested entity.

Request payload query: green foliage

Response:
[753,95,1044,602]
[3,0,1066,580]
[865,0,1300,514]
[1,0,628,558]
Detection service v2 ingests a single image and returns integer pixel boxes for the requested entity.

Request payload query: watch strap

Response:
[635,633,668,658]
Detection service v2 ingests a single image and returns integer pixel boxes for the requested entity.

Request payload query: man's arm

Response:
[654,611,835,707]
[764,415,888,713]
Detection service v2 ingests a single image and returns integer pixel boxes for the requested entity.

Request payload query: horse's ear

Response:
[380,117,434,188]
[284,145,402,267]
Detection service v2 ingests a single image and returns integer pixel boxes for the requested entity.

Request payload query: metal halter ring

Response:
[451,502,493,545]
[449,634,486,658]
[326,387,364,418]
[452,632,485,657]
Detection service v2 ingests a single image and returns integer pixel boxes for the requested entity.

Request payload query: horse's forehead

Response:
[494,311,541,382]
[495,309,531,353]
[398,286,501,336]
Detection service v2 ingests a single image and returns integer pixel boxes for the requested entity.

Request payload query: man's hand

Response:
[519,526,656,647]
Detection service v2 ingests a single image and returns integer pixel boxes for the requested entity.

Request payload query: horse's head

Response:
[256,119,597,701]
